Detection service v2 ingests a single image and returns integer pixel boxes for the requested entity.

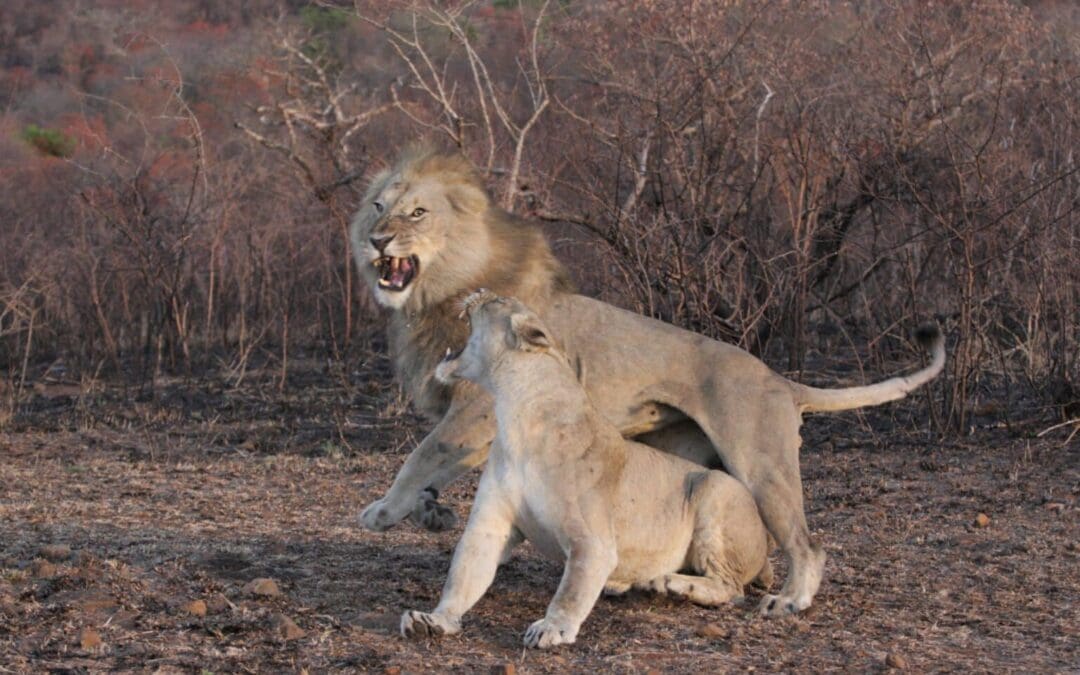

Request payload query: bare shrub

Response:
[0,0,1076,434]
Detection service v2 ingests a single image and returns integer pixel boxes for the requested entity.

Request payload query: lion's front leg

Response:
[360,385,496,532]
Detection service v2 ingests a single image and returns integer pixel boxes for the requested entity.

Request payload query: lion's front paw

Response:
[360,497,409,532]
[410,489,459,532]
[400,610,460,639]
[523,618,575,649]
[758,593,809,618]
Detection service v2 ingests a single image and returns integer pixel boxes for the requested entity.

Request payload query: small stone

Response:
[885,652,907,669]
[491,665,515,675]
[205,592,232,614]
[79,627,103,650]
[243,578,280,597]
[39,544,72,561]
[270,613,306,640]
[974,513,990,528]
[695,623,726,638]
[30,559,57,578]
[385,668,402,675]
[182,599,207,617]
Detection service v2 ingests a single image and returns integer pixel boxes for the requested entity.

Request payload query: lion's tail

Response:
[792,323,945,414]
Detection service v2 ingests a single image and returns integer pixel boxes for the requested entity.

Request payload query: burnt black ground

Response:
[0,364,1076,673]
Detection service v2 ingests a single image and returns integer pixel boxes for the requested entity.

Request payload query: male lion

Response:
[350,148,945,616]
[401,291,771,648]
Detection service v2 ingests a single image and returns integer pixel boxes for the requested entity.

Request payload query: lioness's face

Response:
[435,292,555,386]
[350,170,490,311]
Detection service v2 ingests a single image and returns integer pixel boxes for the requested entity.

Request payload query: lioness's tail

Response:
[792,323,945,414]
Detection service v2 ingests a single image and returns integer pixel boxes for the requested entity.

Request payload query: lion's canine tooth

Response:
[445,347,452,358]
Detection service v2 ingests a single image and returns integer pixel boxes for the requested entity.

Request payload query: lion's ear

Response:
[508,313,551,351]
[445,182,490,217]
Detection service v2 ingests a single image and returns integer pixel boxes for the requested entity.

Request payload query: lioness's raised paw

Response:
[758,593,809,618]
[523,618,575,649]
[400,610,460,639]
[410,489,458,532]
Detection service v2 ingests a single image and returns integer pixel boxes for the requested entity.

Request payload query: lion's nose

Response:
[370,234,395,253]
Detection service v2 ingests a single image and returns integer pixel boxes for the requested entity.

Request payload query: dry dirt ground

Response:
[0,361,1077,674]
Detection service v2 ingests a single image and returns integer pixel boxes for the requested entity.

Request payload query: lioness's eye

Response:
[373,201,384,214]
[410,207,427,218]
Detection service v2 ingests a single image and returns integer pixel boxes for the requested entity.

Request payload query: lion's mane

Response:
[351,149,574,420]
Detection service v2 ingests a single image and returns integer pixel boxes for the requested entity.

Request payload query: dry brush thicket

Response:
[1,0,1077,434]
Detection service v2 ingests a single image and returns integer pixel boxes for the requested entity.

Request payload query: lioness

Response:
[351,148,945,616]
[401,291,772,647]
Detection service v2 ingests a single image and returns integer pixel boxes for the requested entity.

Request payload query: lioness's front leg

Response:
[525,537,617,649]
[401,471,514,639]
[361,384,496,532]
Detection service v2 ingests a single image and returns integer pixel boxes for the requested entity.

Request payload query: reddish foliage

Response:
[0,0,1075,433]
[60,113,108,152]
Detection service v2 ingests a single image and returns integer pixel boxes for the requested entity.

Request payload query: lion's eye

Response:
[410,207,427,219]
[373,201,384,214]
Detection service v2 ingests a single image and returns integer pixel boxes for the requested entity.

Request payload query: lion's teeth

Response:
[445,347,452,357]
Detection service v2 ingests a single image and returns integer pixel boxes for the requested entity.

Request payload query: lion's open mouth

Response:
[442,346,464,362]
[374,255,419,292]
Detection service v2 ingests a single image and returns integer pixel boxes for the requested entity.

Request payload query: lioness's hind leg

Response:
[603,580,632,596]
[641,573,741,607]
[753,557,774,590]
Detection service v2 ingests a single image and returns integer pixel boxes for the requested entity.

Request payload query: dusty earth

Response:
[0,356,1077,673]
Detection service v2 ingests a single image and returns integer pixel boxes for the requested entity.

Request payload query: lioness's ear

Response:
[508,313,551,351]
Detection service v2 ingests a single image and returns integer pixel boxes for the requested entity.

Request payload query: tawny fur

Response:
[401,294,771,648]
[350,148,946,617]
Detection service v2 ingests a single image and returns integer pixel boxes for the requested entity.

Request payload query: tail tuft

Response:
[914,322,943,352]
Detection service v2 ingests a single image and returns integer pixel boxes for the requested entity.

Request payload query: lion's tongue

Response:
[390,258,412,286]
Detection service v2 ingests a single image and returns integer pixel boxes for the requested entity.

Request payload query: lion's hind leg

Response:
[685,393,824,617]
